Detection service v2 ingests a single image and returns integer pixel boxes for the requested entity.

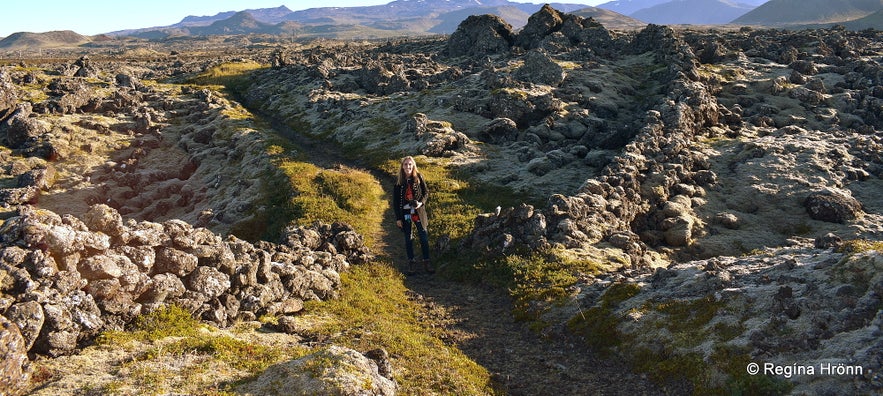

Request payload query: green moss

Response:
[601,283,642,307]
[96,305,203,345]
[651,294,721,334]
[633,350,709,392]
[567,305,622,351]
[712,321,745,342]
[713,346,793,396]
[278,161,385,247]
[566,283,641,351]
[148,335,291,373]
[228,166,295,243]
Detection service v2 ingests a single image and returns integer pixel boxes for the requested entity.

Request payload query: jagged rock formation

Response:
[0,204,369,358]
[445,14,515,57]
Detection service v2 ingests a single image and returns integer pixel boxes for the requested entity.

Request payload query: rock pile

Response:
[0,204,370,377]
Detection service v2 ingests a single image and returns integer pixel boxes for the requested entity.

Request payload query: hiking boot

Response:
[405,259,417,275]
[422,259,434,274]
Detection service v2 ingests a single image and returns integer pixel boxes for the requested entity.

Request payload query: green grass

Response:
[88,306,302,395]
[188,60,266,92]
[278,160,385,247]
[303,262,501,394]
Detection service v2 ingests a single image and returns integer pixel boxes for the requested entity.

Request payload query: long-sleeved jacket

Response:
[393,174,429,228]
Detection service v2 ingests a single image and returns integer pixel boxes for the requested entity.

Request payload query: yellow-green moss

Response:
[838,239,883,254]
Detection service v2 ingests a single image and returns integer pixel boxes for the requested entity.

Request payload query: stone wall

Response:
[0,203,371,387]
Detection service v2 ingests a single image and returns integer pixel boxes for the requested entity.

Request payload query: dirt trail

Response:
[264,115,661,395]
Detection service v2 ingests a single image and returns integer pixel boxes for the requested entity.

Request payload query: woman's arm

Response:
[417,175,429,207]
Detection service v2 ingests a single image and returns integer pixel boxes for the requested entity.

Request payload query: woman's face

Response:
[402,159,415,174]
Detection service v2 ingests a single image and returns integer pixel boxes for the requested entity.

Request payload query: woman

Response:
[393,156,432,274]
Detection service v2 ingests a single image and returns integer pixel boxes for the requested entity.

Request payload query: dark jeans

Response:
[402,217,429,261]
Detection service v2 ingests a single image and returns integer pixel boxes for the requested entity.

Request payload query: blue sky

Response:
[1,1,605,38]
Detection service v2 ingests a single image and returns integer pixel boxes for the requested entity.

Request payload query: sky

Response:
[1,0,606,38]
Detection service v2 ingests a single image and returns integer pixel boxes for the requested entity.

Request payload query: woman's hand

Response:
[396,220,402,229]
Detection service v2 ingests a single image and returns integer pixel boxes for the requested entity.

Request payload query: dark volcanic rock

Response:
[804,190,864,223]
[0,69,19,120]
[514,50,565,86]
[479,117,519,144]
[1,103,46,149]
[516,4,565,50]
[446,14,514,57]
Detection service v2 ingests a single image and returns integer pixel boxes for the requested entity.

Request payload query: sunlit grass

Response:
[304,262,501,394]
[278,160,385,247]
[189,60,266,91]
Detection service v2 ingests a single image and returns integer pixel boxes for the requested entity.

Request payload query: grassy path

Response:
[260,111,662,395]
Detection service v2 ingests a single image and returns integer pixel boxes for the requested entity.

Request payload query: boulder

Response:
[0,204,367,359]
[1,103,46,149]
[0,69,19,118]
[479,117,519,144]
[237,346,397,396]
[804,190,863,223]
[514,50,565,86]
[0,316,29,396]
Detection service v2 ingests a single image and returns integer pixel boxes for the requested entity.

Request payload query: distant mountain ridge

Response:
[734,0,883,25]
[0,30,90,50]
[179,6,295,26]
[112,0,644,39]
[597,0,766,16]
[3,0,882,47]
[629,0,756,25]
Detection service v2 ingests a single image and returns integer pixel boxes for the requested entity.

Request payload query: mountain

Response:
[733,0,883,25]
[192,11,277,35]
[0,30,90,50]
[281,0,590,27]
[596,0,672,15]
[841,8,883,29]
[115,1,637,39]
[428,6,532,33]
[631,0,756,24]
[597,0,767,17]
[178,5,294,26]
[570,7,648,29]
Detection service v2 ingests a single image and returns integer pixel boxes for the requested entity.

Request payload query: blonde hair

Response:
[397,156,419,185]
